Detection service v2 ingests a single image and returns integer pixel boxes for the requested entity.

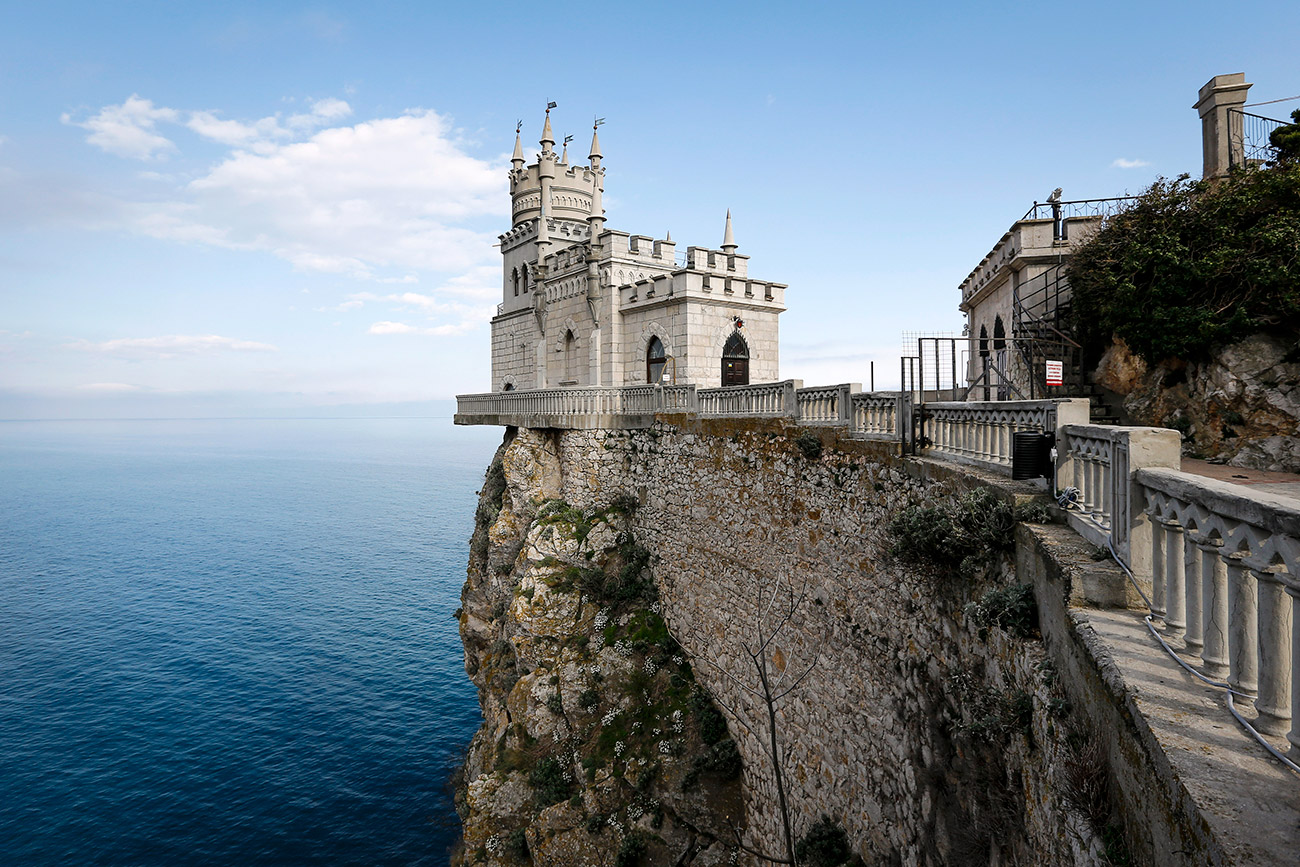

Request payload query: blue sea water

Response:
[0,418,502,866]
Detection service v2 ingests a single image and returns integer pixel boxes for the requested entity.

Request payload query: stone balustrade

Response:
[1054,421,1300,757]
[696,380,801,418]
[795,383,860,426]
[1137,468,1300,755]
[923,399,1091,472]
[851,392,910,442]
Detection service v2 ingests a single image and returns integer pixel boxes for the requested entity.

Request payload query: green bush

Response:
[690,689,729,745]
[888,487,1016,579]
[503,828,528,859]
[528,756,572,808]
[1069,165,1300,365]
[967,583,1038,639]
[795,431,823,459]
[614,832,647,867]
[795,816,852,867]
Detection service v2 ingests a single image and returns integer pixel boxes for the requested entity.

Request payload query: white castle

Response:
[489,109,787,392]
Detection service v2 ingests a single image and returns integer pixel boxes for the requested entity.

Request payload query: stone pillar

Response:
[1226,551,1259,701]
[1253,567,1293,736]
[1162,520,1187,639]
[1184,531,1204,656]
[1197,537,1229,678]
[1287,579,1300,758]
[1194,73,1252,179]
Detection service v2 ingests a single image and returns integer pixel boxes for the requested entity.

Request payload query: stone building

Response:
[956,73,1266,402]
[490,109,787,392]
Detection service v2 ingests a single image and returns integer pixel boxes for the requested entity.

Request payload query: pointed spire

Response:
[665,230,672,243]
[511,126,525,169]
[721,210,737,253]
[560,141,568,164]
[540,107,555,152]
[589,116,604,168]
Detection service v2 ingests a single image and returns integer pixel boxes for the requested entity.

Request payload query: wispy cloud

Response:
[62,95,179,160]
[77,382,142,392]
[69,334,278,360]
[368,320,479,337]
[1111,157,1150,169]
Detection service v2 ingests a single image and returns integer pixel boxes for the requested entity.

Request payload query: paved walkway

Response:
[1181,458,1300,502]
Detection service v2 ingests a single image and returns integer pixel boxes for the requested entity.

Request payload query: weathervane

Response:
[546,100,557,113]
[515,119,522,134]
[563,135,573,147]
[593,115,605,130]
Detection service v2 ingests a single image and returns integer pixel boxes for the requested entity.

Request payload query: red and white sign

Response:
[1045,360,1064,387]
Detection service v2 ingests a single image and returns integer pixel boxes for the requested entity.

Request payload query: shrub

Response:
[690,689,728,745]
[694,738,741,780]
[1014,501,1055,524]
[528,756,572,808]
[1069,165,1300,365]
[795,431,823,459]
[888,487,1016,579]
[614,833,647,867]
[967,583,1038,639]
[546,693,564,715]
[795,816,852,867]
[503,828,528,859]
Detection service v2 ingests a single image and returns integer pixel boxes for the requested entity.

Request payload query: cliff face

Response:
[455,429,744,866]
[1094,331,1300,472]
[456,422,1133,867]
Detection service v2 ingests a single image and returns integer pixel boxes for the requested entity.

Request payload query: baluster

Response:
[1225,550,1259,702]
[1100,454,1112,528]
[1162,519,1186,639]
[1254,568,1293,736]
[1183,532,1205,657]
[1197,538,1230,678]
[1149,509,1167,620]
[1286,580,1300,758]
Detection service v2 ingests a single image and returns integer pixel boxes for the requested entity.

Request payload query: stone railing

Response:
[851,392,910,442]
[922,399,1091,472]
[457,380,916,443]
[795,383,860,426]
[1055,422,1300,756]
[697,380,801,418]
[1137,469,1300,754]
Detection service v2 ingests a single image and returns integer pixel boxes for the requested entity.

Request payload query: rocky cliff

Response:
[453,422,1147,866]
[454,429,745,866]
[1093,330,1300,472]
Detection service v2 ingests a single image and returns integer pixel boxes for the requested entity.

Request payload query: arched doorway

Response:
[721,331,749,386]
[646,336,666,384]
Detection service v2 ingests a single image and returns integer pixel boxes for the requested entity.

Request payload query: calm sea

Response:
[0,418,502,866]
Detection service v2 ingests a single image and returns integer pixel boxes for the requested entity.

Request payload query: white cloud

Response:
[77,382,141,392]
[71,96,507,336]
[368,320,478,337]
[63,95,179,160]
[1111,157,1150,169]
[70,334,278,360]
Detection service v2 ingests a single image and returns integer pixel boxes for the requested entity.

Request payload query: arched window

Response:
[521,267,529,294]
[992,316,1006,351]
[646,336,666,384]
[978,324,989,358]
[512,267,519,296]
[503,381,514,391]
[721,331,749,386]
[563,329,578,384]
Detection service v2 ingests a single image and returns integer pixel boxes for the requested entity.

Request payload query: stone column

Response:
[1197,537,1229,678]
[1162,520,1187,639]
[1150,510,1167,620]
[1194,73,1252,179]
[1184,531,1204,656]
[1225,551,1259,702]
[1253,567,1293,737]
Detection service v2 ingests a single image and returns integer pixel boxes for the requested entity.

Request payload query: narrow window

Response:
[721,331,749,386]
[979,324,989,357]
[512,267,519,296]
[646,336,666,384]
[992,316,1006,351]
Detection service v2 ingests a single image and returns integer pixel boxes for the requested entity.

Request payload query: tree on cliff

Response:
[1068,161,1300,366]
[1269,109,1300,164]
[681,574,821,866]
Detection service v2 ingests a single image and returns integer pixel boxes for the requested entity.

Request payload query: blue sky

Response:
[3,1,1298,418]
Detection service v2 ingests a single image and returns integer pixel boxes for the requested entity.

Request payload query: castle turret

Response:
[587,122,606,242]
[535,108,556,259]
[508,108,600,230]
